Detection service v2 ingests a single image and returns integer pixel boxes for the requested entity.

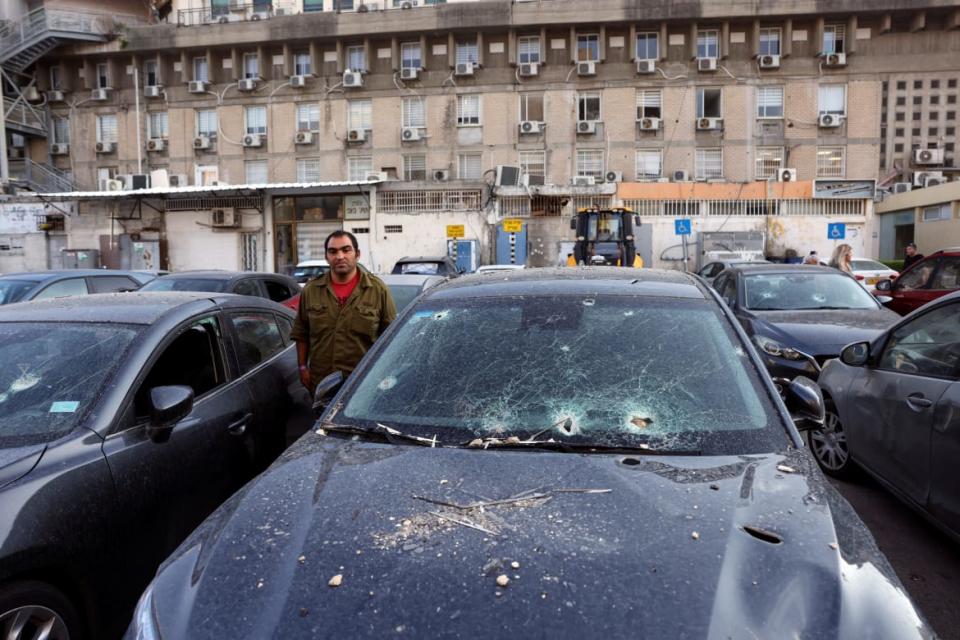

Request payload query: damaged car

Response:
[129,268,932,639]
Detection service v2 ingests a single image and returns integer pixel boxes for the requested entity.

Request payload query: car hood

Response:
[748,309,898,356]
[0,443,46,489]
[146,435,929,639]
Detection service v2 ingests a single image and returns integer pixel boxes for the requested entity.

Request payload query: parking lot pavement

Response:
[831,475,960,638]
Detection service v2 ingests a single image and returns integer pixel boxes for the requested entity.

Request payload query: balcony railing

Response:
[4,96,45,132]
[7,158,75,193]
[177,1,297,26]
[1,8,147,62]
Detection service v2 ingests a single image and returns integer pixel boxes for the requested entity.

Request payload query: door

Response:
[496,226,528,265]
[447,239,478,272]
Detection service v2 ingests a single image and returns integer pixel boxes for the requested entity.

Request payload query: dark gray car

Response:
[139,270,300,305]
[0,270,153,305]
[696,259,770,285]
[816,290,960,541]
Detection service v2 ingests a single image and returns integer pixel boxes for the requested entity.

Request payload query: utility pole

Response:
[0,69,10,190]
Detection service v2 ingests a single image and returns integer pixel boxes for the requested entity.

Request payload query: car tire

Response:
[808,400,856,479]
[0,581,82,640]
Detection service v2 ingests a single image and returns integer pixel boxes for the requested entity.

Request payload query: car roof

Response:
[0,292,233,324]
[422,267,707,300]
[726,264,842,276]
[396,256,451,262]
[378,274,446,286]
[296,260,329,267]
[161,270,290,280]
[0,269,145,282]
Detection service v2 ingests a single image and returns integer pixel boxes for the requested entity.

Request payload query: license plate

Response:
[866,277,879,285]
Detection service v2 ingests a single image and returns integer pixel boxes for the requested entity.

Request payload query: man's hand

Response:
[299,365,312,391]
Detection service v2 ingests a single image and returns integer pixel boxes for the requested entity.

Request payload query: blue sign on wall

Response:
[827,223,846,240]
[674,219,692,236]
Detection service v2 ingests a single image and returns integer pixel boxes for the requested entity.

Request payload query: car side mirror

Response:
[840,342,870,367]
[147,385,194,442]
[874,295,893,305]
[569,217,577,230]
[313,371,344,416]
[634,215,641,228]
[783,376,824,431]
[875,279,892,292]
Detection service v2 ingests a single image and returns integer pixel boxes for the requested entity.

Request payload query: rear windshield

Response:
[386,285,423,312]
[0,280,37,305]
[140,278,228,293]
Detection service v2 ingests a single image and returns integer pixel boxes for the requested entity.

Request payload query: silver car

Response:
[696,259,770,285]
[817,290,960,540]
[378,273,446,312]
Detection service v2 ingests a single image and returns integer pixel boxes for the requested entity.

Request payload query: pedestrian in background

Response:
[903,242,924,270]
[803,251,820,265]
[829,244,854,274]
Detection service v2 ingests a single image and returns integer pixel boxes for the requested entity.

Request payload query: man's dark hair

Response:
[325,230,359,252]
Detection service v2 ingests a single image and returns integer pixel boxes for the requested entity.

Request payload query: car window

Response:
[233,279,263,297]
[88,276,140,293]
[0,280,37,305]
[32,278,88,300]
[895,259,938,291]
[718,275,737,308]
[399,263,440,275]
[743,272,878,310]
[229,312,286,373]
[930,257,960,291]
[851,260,888,271]
[276,314,293,343]
[263,279,294,302]
[879,302,960,378]
[134,316,227,420]
[697,263,716,278]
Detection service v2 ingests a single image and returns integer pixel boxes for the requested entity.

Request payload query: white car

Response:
[476,264,526,273]
[850,258,898,287]
[292,260,330,287]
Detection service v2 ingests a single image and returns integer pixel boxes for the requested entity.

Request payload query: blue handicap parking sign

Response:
[827,223,846,240]
[675,219,692,236]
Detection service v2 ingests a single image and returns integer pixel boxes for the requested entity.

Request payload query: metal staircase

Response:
[7,157,75,192]
[0,9,127,73]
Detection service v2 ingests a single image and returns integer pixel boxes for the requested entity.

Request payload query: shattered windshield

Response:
[0,280,38,305]
[0,322,140,446]
[340,295,787,454]
[140,278,228,293]
[744,273,879,311]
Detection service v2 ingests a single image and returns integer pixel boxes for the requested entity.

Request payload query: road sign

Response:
[502,218,523,233]
[674,219,692,236]
[827,222,846,240]
[446,224,465,238]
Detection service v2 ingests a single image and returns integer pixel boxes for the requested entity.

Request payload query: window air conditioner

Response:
[576,61,596,76]
[211,208,238,227]
[818,113,842,128]
[401,126,422,141]
[572,175,596,186]
[577,120,598,134]
[290,75,308,88]
[636,59,656,74]
[365,171,389,181]
[168,174,189,187]
[605,170,623,183]
[924,176,945,188]
[697,57,717,72]
[193,135,212,150]
[91,88,109,101]
[914,148,944,165]
[295,131,314,144]
[95,141,115,153]
[238,78,257,91]
[343,70,364,87]
[242,133,264,147]
[144,85,163,98]
[121,174,150,190]
[454,62,475,77]
[347,128,367,143]
[758,54,780,69]
[638,117,661,131]
[147,138,166,152]
[823,52,846,67]
[776,168,797,182]
[50,143,69,155]
[47,90,65,103]
[891,182,912,194]
[101,178,124,191]
[189,80,209,93]
[673,170,690,182]
[400,67,419,81]
[519,63,538,77]
[697,117,723,130]
[433,169,450,181]
[519,120,543,134]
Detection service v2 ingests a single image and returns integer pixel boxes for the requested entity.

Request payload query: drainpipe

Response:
[134,67,143,174]
[0,76,8,188]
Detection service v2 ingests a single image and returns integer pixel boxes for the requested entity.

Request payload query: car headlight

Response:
[755,335,805,361]
[129,584,161,640]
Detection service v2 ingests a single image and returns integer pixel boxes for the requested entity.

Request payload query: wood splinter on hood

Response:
[328,574,343,587]
[630,416,652,429]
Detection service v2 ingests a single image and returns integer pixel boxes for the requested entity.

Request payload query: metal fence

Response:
[621,198,866,218]
[7,159,74,192]
[166,196,264,211]
[378,189,482,213]
[3,97,45,132]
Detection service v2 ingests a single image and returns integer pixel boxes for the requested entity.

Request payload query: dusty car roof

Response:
[0,292,250,324]
[377,274,446,285]
[160,270,284,280]
[728,264,841,275]
[0,269,144,282]
[395,256,451,262]
[424,267,707,300]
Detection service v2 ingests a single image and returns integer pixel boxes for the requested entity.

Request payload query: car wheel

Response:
[808,402,855,479]
[0,581,81,640]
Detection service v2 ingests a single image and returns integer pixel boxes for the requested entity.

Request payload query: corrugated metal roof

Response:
[28,180,380,200]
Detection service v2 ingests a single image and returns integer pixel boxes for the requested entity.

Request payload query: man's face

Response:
[326,237,359,276]
[906,245,916,256]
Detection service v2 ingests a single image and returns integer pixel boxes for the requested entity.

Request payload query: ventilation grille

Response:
[384,224,403,233]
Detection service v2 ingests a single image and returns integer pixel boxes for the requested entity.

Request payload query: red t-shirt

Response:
[330,272,360,307]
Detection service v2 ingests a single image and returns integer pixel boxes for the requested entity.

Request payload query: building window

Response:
[576,34,600,62]
[294,52,312,76]
[697,29,719,58]
[297,158,321,182]
[245,106,267,135]
[403,155,427,180]
[635,32,658,60]
[96,114,118,143]
[754,147,784,179]
[195,165,219,186]
[458,152,482,179]
[931,79,940,89]
[818,85,846,116]
[635,149,662,179]
[822,24,845,54]
[913,96,922,106]
[193,57,209,83]
[948,127,956,136]
[895,112,905,122]
[519,93,544,121]
[930,111,939,121]
[949,79,958,89]
[519,150,545,178]
[913,112,922,121]
[347,157,373,181]
[243,53,259,79]
[53,117,70,144]
[816,146,845,177]
[401,42,421,69]
[695,148,723,180]
[912,128,921,136]
[455,41,479,65]
[296,103,320,131]
[196,109,218,138]
[95,63,110,89]
[922,204,950,222]
[303,0,322,11]
[948,112,957,121]
[97,167,117,184]
[144,60,159,87]
[402,97,425,128]
[245,160,268,184]
[147,111,169,139]
[896,81,906,90]
[895,128,904,137]
[457,94,481,126]
[929,127,939,136]
[949,95,957,105]
[49,66,61,90]
[346,45,366,72]
[348,99,372,130]
[930,95,940,105]
[759,28,781,56]
[894,143,904,153]
[896,96,906,106]
[914,79,923,90]
[576,149,604,179]
[577,92,601,122]
[756,86,784,119]
[518,36,541,64]
[696,88,722,118]
[636,89,661,119]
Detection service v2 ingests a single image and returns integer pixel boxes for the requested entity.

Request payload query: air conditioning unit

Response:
[238,78,258,92]
[211,208,238,227]
[913,171,943,187]
[697,57,718,72]
[193,135,212,150]
[401,126,422,141]
[636,59,656,74]
[823,52,847,67]
[673,169,690,182]
[144,85,162,98]
[605,170,623,183]
[343,70,364,87]
[914,148,944,165]
[357,2,379,11]
[433,169,450,181]
[925,176,946,188]
[758,54,780,69]
[95,141,115,153]
[100,178,124,191]
[891,182,912,194]
[91,88,109,101]
[697,117,723,131]
[818,113,843,128]
[638,117,661,131]
[290,75,308,88]
[577,61,596,76]
[400,67,419,81]
[365,171,389,181]
[347,128,367,143]
[168,174,189,187]
[46,90,65,103]
[120,174,150,190]
[519,63,538,77]
[519,120,543,135]
[521,174,545,186]
[776,168,798,182]
[189,80,209,93]
[242,133,263,147]
[50,143,69,155]
[146,138,166,152]
[454,62,475,77]
[572,175,596,186]
[577,120,598,134]
[295,131,314,144]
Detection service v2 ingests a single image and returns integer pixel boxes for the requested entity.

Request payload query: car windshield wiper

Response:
[805,306,853,310]
[464,437,700,456]
[320,422,441,447]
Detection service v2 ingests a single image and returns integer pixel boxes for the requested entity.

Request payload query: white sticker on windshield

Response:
[50,401,79,413]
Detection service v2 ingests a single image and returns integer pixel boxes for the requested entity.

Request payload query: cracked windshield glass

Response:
[341,295,786,454]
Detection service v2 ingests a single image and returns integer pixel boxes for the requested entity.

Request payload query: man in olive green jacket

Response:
[290,230,396,392]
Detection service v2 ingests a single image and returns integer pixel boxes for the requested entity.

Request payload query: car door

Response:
[841,303,957,506]
[888,257,942,315]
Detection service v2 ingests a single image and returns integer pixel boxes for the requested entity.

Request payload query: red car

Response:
[282,292,300,312]
[875,248,960,315]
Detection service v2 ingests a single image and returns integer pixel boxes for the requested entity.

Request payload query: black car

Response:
[129,268,931,639]
[712,264,900,380]
[0,293,311,638]
[0,269,153,305]
[391,256,462,277]
[139,270,300,305]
